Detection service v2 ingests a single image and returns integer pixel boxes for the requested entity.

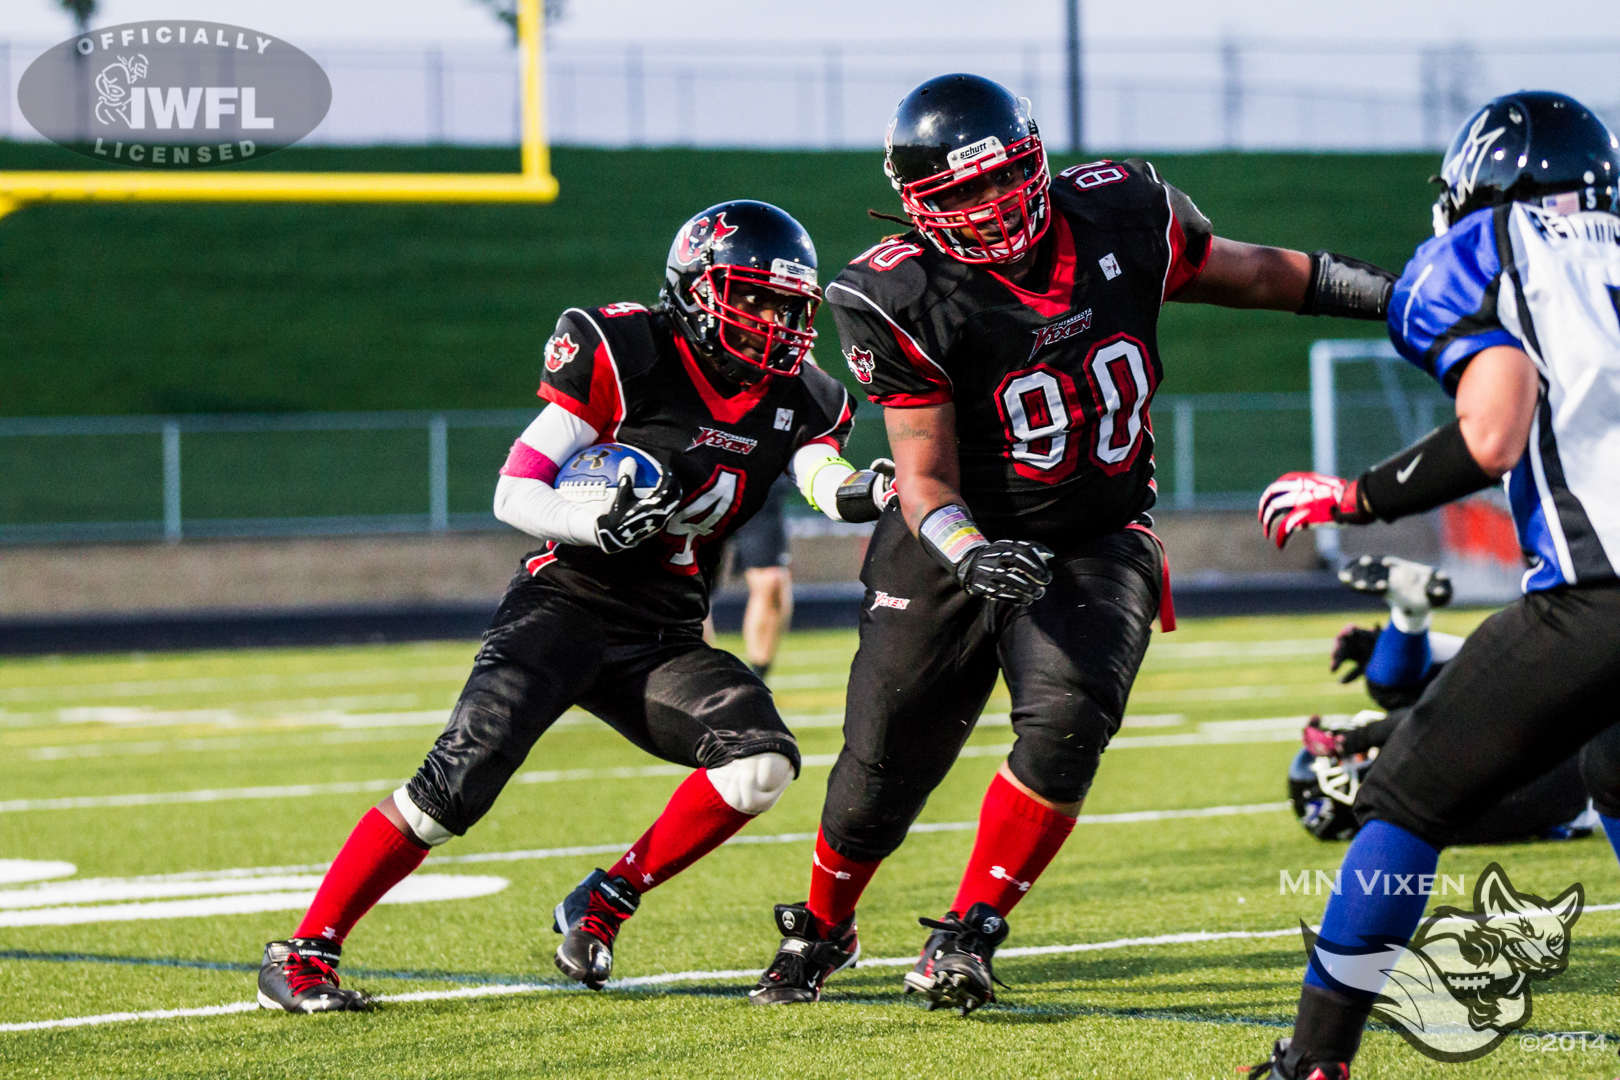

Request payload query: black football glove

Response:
[1330,623,1380,684]
[833,457,897,523]
[957,540,1054,605]
[595,469,683,553]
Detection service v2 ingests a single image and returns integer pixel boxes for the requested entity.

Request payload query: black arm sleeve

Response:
[1299,251,1398,321]
[1338,712,1404,755]
[1358,418,1496,522]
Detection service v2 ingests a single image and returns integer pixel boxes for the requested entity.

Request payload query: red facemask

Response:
[690,263,821,377]
[896,133,1051,265]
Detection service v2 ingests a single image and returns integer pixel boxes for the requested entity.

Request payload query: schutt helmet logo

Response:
[1304,862,1583,1062]
[674,212,740,265]
[543,333,580,373]
[845,345,876,384]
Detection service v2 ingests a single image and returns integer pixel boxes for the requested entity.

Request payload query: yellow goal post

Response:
[0,0,557,221]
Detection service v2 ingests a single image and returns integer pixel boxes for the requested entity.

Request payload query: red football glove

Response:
[1302,715,1345,758]
[1258,471,1372,549]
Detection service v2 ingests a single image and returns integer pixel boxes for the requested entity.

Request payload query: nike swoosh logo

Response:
[1396,454,1422,484]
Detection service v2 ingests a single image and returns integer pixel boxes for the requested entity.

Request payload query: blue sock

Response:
[1600,815,1620,867]
[1304,820,1439,996]
[1365,624,1431,688]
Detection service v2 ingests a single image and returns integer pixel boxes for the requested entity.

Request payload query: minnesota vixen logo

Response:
[845,345,876,384]
[1303,862,1583,1061]
[1029,308,1093,358]
[871,591,910,610]
[543,333,580,373]
[689,427,757,455]
[674,212,739,265]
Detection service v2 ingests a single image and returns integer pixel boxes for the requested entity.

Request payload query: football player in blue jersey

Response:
[1251,92,1620,1079]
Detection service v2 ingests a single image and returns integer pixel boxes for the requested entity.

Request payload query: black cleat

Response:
[1245,1038,1350,1080]
[257,938,372,1013]
[748,902,860,1005]
[1338,554,1452,609]
[552,868,640,990]
[902,902,1009,1015]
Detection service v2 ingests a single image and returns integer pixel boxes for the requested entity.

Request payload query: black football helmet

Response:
[884,73,1051,265]
[1433,90,1620,236]
[1288,748,1375,841]
[660,200,820,381]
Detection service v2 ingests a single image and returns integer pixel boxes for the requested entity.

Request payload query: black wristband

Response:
[834,471,882,524]
[1299,250,1398,321]
[1358,418,1496,522]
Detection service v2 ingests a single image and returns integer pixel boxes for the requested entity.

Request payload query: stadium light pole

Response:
[1065,0,1082,154]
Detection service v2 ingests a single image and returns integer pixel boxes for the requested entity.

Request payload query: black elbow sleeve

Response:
[1358,419,1496,522]
[1300,251,1398,321]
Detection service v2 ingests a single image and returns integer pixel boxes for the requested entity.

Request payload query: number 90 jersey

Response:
[829,158,1212,546]
[532,305,854,627]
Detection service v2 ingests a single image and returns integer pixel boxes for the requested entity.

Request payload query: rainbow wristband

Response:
[919,503,988,569]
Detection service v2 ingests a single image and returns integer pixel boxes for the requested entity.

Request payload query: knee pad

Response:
[1007,713,1112,806]
[692,727,801,775]
[1581,726,1620,817]
[393,786,456,847]
[706,752,796,815]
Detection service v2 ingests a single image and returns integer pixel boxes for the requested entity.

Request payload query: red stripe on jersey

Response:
[803,434,842,452]
[1124,523,1176,631]
[1161,210,1210,302]
[672,335,771,424]
[499,439,560,483]
[537,341,625,434]
[986,213,1077,319]
[870,388,954,408]
[526,542,561,575]
[885,320,953,398]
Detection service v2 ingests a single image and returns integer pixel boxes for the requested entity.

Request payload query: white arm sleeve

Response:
[494,476,601,546]
[789,442,856,521]
[492,405,604,547]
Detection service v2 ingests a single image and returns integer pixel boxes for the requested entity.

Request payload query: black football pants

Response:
[405,569,798,837]
[1357,581,1620,846]
[820,508,1162,862]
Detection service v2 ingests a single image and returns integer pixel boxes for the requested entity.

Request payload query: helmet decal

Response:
[673,212,740,266]
[1441,110,1509,208]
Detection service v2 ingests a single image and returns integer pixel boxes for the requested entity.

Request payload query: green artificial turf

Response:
[4,610,1617,1078]
[0,144,1434,419]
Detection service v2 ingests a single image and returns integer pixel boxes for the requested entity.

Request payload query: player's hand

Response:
[1302,715,1345,758]
[595,464,683,553]
[833,458,897,523]
[1330,623,1379,684]
[957,540,1054,605]
[1258,471,1373,549]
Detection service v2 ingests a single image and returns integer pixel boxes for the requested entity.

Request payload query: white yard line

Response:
[2,719,1313,813]
[0,921,1334,1035]
[14,901,1620,1034]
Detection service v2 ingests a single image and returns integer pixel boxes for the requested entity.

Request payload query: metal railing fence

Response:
[6,36,1620,152]
[2,372,1428,545]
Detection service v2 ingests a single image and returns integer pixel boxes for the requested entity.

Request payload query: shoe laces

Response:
[284,950,341,997]
[916,914,1007,988]
[577,889,629,948]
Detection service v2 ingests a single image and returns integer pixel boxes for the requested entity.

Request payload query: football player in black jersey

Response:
[257,201,897,1013]
[750,74,1398,1014]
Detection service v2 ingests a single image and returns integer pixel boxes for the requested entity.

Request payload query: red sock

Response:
[951,772,1076,916]
[806,829,881,933]
[608,770,752,892]
[294,808,428,944]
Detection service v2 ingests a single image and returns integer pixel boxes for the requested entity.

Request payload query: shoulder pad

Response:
[1049,158,1167,222]
[831,235,932,313]
[797,359,853,421]
[566,304,660,380]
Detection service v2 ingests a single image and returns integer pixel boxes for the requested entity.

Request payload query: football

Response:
[554,443,663,518]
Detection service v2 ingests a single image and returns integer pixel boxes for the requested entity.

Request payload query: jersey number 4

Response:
[994,334,1157,483]
[661,466,747,575]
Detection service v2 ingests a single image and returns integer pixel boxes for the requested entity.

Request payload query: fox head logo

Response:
[1303,862,1582,1062]
[674,212,739,265]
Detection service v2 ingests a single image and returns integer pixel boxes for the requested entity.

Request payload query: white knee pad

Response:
[392,786,455,847]
[706,753,795,815]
